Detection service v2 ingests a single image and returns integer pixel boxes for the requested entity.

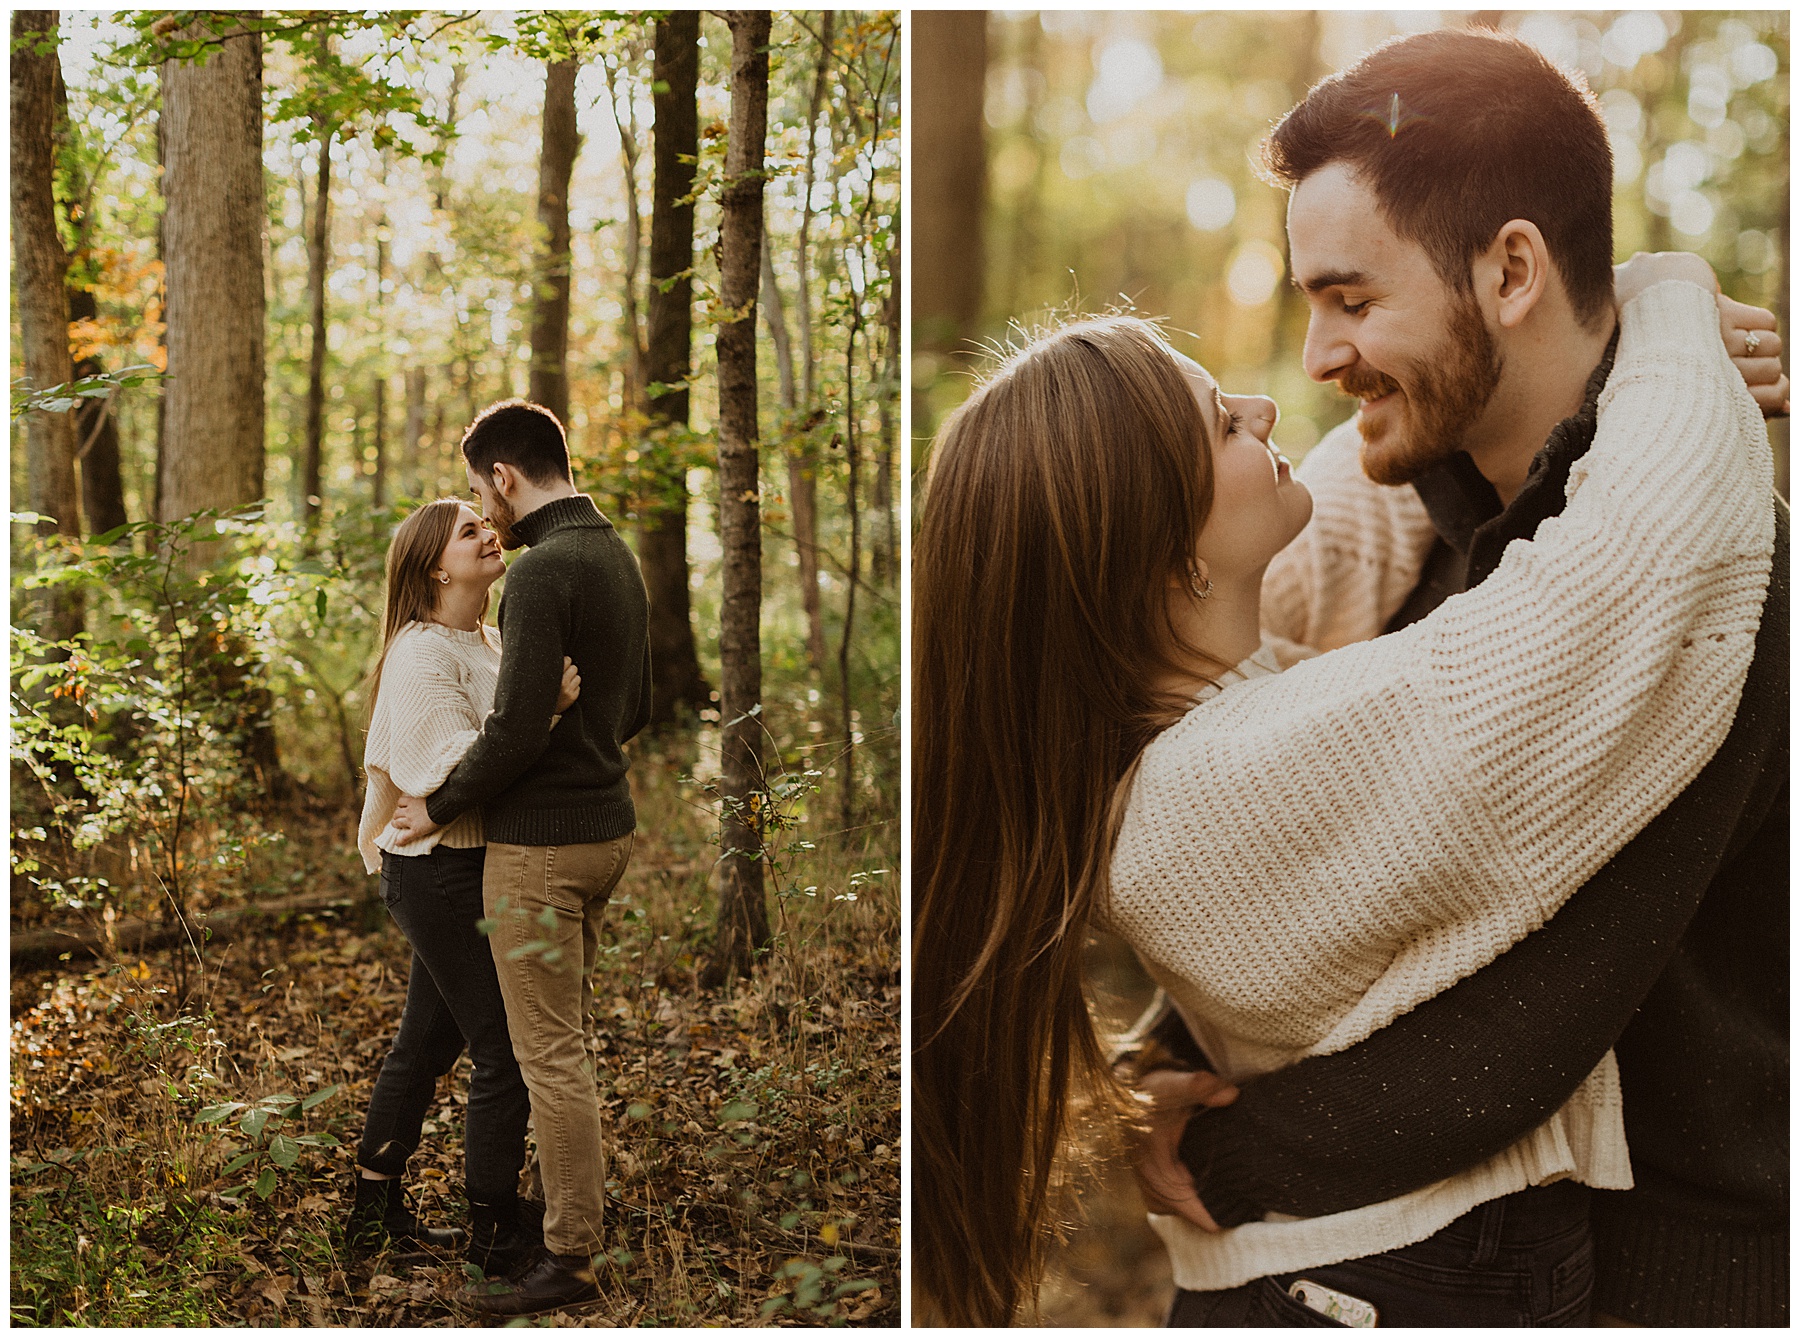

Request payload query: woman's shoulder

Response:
[384,621,489,675]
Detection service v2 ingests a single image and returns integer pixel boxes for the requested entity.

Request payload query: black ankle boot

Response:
[466,1193,545,1278]
[345,1174,468,1252]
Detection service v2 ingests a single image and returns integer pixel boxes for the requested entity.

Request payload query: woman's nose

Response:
[1228,395,1279,440]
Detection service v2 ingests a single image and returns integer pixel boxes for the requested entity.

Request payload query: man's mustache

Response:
[1337,367,1402,402]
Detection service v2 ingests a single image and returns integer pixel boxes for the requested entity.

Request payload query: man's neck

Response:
[512,480,580,522]
[1459,313,1617,506]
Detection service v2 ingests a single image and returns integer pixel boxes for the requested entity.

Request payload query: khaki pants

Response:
[483,833,633,1257]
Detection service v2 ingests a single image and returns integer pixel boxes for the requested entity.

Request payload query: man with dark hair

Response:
[391,397,653,1316]
[1131,27,1788,1327]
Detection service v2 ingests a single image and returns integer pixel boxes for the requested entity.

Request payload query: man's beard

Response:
[1341,294,1503,486]
[487,490,523,550]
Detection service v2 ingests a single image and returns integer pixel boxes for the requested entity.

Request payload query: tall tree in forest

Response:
[13,10,84,641]
[873,218,900,583]
[529,57,579,424]
[641,11,711,726]
[710,10,773,981]
[912,11,987,437]
[157,18,265,532]
[301,111,332,523]
[787,12,835,672]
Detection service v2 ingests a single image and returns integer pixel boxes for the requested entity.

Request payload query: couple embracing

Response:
[348,401,651,1317]
[916,28,1786,1328]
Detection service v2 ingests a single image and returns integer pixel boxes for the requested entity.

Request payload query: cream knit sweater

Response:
[1106,283,1774,1289]
[357,621,500,873]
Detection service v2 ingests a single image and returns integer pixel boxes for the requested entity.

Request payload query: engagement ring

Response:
[1744,330,1762,356]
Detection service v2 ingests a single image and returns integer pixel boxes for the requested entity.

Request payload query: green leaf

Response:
[268,1133,299,1168]
[195,1102,243,1124]
[299,1083,339,1111]
[314,589,327,622]
[254,1166,278,1199]
[717,1098,758,1124]
[240,1108,270,1140]
[626,1102,652,1121]
[832,1279,878,1298]
[220,1151,258,1176]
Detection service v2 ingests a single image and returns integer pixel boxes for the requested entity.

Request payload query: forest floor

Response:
[10,743,900,1327]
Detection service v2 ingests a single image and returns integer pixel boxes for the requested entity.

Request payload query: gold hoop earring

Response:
[1190,569,1213,602]
[438,574,450,585]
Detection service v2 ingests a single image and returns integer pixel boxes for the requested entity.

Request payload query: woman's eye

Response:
[1342,299,1370,316]
[1226,411,1245,435]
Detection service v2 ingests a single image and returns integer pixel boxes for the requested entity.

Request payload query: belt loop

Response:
[1471,1193,1506,1266]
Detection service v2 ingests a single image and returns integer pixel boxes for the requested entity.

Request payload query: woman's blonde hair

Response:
[365,499,494,720]
[912,316,1225,1325]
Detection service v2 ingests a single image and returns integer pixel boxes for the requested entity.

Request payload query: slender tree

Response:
[789,12,835,671]
[13,10,84,640]
[641,11,710,725]
[301,119,331,523]
[529,57,578,423]
[711,10,773,981]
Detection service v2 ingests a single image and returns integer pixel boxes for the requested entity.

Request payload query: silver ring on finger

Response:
[1744,330,1762,356]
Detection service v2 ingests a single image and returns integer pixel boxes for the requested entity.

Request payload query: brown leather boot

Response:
[465,1249,601,1316]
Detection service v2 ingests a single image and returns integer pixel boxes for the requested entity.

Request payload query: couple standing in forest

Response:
[915,25,1787,1329]
[350,399,650,1318]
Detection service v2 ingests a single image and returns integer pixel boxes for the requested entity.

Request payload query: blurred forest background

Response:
[913,9,1787,1327]
[13,9,898,1325]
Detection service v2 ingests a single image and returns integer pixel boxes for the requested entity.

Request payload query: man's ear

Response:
[1476,218,1552,330]
[489,461,520,498]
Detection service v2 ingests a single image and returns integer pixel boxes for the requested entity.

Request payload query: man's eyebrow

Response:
[1293,267,1371,295]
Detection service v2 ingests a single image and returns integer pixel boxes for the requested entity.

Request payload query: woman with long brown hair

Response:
[912,263,1774,1324]
[347,498,578,1274]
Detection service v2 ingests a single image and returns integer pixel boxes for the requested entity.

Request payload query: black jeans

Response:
[355,845,530,1205]
[1166,1181,1594,1327]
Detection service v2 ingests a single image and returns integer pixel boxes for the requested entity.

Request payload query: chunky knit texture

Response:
[1105,283,1774,1289]
[358,621,500,873]
[424,494,652,846]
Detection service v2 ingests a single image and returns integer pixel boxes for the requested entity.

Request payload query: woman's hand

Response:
[1615,253,1788,417]
[1130,1067,1240,1232]
[1613,250,1719,307]
[555,656,581,714]
[1718,294,1789,418]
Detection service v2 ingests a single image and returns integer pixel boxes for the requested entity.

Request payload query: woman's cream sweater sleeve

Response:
[1110,282,1774,1062]
[370,634,483,798]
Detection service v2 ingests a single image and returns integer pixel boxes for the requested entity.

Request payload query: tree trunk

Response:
[13,9,84,640]
[912,11,987,438]
[529,58,578,424]
[372,218,387,510]
[159,19,265,527]
[603,44,647,408]
[160,18,284,800]
[301,122,331,524]
[787,13,834,672]
[839,241,864,824]
[71,345,130,536]
[761,242,831,672]
[873,219,900,585]
[404,365,426,491]
[710,10,773,982]
[641,11,710,727]
[50,42,129,538]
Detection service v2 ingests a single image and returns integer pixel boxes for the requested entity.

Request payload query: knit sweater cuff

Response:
[1176,1112,1269,1230]
[1591,1208,1788,1326]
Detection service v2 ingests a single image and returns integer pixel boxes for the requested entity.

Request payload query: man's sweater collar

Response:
[511,493,608,548]
[1411,327,1620,583]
